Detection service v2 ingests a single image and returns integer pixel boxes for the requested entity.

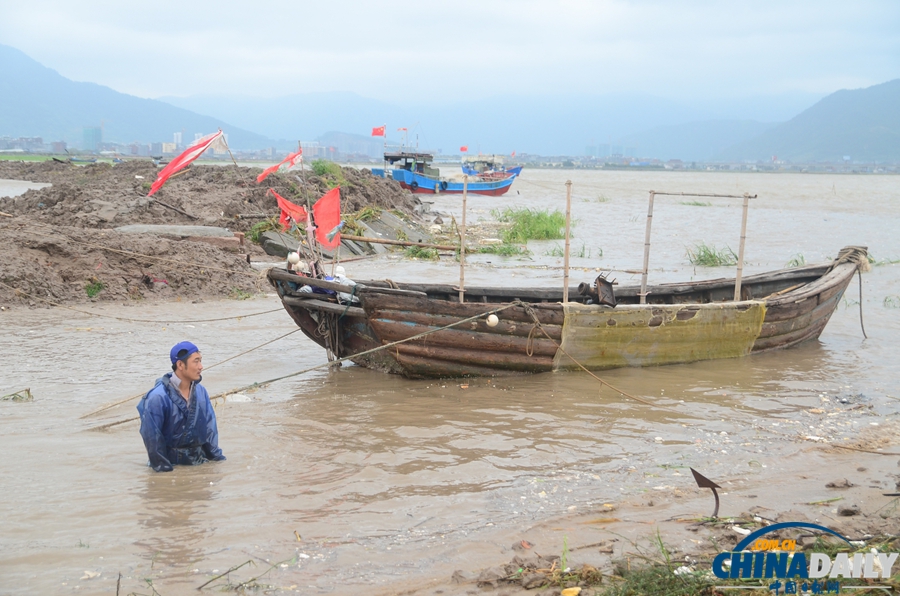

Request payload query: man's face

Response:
[178,352,203,382]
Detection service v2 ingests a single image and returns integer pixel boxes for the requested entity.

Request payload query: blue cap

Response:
[170,341,200,364]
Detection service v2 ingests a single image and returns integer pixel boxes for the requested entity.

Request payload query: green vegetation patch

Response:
[492,207,568,243]
[687,242,738,267]
[85,279,104,298]
[787,254,806,268]
[404,246,439,260]
[311,159,347,189]
[680,200,712,206]
[248,217,281,243]
[474,243,531,256]
[884,295,900,308]
[543,243,597,258]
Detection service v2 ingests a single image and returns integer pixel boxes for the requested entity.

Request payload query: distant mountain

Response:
[160,91,816,158]
[619,120,779,161]
[717,79,900,162]
[0,44,273,150]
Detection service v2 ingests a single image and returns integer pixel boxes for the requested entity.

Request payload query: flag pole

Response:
[459,175,468,303]
[563,180,572,303]
[734,192,750,301]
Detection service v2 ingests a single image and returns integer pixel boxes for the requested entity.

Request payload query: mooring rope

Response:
[80,328,301,420]
[86,299,669,431]
[0,281,284,324]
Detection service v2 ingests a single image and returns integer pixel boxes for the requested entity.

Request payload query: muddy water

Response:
[1,170,898,594]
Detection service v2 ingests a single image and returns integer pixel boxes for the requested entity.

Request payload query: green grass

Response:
[787,253,806,268]
[84,280,104,298]
[229,288,254,300]
[404,246,439,260]
[248,217,281,243]
[543,243,597,258]
[680,200,712,206]
[492,207,568,243]
[884,295,900,308]
[474,243,531,256]
[687,242,738,267]
[311,159,347,188]
[356,206,382,221]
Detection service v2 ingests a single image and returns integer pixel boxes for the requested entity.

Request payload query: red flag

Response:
[313,187,341,249]
[511,150,516,158]
[268,189,308,231]
[256,149,303,183]
[371,126,385,137]
[397,127,407,131]
[148,130,223,196]
[460,146,468,152]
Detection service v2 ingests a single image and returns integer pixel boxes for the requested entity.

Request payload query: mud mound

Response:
[0,219,261,305]
[0,160,421,233]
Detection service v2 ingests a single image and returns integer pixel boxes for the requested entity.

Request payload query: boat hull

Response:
[267,249,863,378]
[390,169,515,196]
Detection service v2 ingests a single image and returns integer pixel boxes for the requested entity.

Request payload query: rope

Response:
[86,298,677,430]
[857,269,867,339]
[85,301,526,431]
[80,328,301,419]
[0,281,283,324]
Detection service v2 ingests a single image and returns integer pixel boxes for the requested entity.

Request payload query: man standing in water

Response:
[137,341,226,472]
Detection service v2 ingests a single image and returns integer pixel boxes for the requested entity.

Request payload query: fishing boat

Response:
[462,155,523,179]
[266,247,868,378]
[372,151,516,196]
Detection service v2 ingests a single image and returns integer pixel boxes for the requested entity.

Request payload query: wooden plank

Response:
[394,343,555,373]
[362,293,566,326]
[369,318,559,357]
[269,268,358,294]
[752,314,830,352]
[762,296,818,322]
[766,263,856,307]
[283,296,365,318]
[758,289,842,338]
[366,308,563,340]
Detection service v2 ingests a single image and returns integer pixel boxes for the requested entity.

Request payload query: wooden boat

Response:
[372,151,516,196]
[267,247,867,378]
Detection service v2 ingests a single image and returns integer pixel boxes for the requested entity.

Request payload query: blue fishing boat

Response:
[373,151,516,196]
[461,155,523,179]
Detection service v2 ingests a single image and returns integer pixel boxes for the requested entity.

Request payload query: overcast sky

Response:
[1,0,897,103]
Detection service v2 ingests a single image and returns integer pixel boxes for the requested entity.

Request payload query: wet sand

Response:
[1,169,899,594]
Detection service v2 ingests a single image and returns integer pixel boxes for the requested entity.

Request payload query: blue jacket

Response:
[137,373,225,472]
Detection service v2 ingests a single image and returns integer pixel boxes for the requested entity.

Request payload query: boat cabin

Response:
[384,151,441,178]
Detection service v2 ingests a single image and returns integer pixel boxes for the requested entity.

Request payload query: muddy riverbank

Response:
[0,159,424,304]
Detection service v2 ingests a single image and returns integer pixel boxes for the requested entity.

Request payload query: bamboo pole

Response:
[563,180,572,303]
[341,235,458,251]
[734,193,750,301]
[640,191,656,304]
[459,175,468,303]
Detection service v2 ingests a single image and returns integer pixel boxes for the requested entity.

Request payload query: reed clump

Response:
[474,243,530,256]
[492,207,568,243]
[405,246,439,260]
[687,242,738,267]
[787,254,806,268]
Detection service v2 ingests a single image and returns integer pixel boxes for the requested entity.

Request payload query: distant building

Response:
[51,141,67,154]
[173,131,183,146]
[150,142,163,155]
[83,127,102,152]
[161,142,177,154]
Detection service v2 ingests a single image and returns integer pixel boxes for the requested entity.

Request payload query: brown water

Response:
[1,170,898,594]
